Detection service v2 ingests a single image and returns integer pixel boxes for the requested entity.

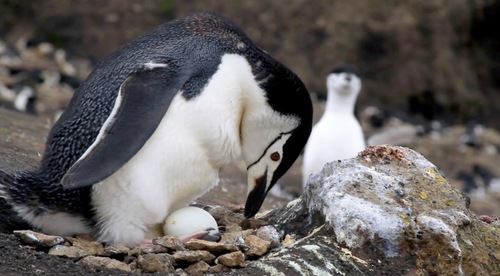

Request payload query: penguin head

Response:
[327,64,361,96]
[242,66,312,218]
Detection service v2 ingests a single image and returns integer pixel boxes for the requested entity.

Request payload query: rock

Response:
[240,218,268,230]
[185,239,239,255]
[47,237,104,260]
[208,264,232,273]
[153,235,185,251]
[184,261,211,275]
[172,250,216,264]
[137,253,175,273]
[100,244,130,257]
[13,230,65,248]
[255,225,281,249]
[216,251,246,267]
[246,145,499,275]
[77,256,131,272]
[128,244,169,257]
[243,235,271,257]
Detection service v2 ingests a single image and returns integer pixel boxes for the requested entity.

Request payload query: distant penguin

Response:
[302,65,365,186]
[0,12,313,245]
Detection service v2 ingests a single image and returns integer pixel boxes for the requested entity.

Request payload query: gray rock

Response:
[137,253,175,273]
[77,256,131,272]
[255,226,281,249]
[239,145,499,275]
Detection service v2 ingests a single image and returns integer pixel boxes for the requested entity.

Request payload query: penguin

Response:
[302,65,365,187]
[0,12,313,245]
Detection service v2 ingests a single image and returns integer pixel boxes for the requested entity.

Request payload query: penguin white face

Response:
[326,72,361,96]
[239,97,306,217]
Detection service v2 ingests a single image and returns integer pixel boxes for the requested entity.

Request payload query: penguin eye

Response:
[270,152,280,161]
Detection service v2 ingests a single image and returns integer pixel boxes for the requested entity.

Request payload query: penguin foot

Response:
[179,227,222,242]
[141,239,153,244]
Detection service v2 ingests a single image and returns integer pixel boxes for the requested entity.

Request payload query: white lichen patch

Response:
[325,194,405,257]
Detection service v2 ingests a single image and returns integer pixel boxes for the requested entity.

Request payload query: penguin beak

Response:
[244,170,268,218]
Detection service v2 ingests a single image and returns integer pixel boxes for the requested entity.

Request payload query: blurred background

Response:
[0,0,498,215]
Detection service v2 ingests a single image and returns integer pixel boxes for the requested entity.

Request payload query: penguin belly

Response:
[90,96,220,245]
[302,115,365,185]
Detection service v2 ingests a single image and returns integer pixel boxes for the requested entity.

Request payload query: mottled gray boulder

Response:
[234,145,499,275]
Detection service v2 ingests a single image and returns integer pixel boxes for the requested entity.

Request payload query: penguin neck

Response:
[323,88,357,117]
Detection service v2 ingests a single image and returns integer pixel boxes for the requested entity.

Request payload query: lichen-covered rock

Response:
[77,256,131,272]
[137,253,175,273]
[253,145,500,275]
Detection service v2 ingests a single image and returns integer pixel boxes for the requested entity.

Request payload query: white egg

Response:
[163,206,218,237]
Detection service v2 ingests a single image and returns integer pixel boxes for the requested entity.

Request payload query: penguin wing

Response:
[61,66,188,189]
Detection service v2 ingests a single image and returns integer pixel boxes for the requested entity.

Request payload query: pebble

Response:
[244,235,271,257]
[184,261,211,275]
[77,256,131,272]
[153,235,185,251]
[172,250,216,263]
[137,253,175,273]
[185,239,239,255]
[13,230,65,248]
[216,251,246,267]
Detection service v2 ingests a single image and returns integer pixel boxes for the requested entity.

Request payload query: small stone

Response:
[48,245,93,260]
[173,250,216,263]
[100,244,130,257]
[137,253,175,273]
[240,218,268,230]
[215,251,246,267]
[128,244,169,257]
[65,237,104,255]
[153,235,185,251]
[219,229,253,244]
[256,225,281,249]
[13,230,66,248]
[244,235,271,257]
[184,261,211,275]
[282,234,295,246]
[77,256,131,272]
[185,239,239,255]
[208,264,232,273]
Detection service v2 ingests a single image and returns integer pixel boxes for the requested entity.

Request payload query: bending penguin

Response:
[302,65,365,187]
[0,12,313,245]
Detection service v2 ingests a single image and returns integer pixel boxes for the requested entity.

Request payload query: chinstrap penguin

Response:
[0,12,313,245]
[302,65,365,187]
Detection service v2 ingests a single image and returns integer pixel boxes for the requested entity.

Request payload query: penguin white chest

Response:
[91,95,228,244]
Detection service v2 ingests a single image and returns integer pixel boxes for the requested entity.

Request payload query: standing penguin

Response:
[302,65,365,187]
[0,12,312,245]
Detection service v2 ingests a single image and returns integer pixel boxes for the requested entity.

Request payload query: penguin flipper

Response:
[62,66,187,189]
